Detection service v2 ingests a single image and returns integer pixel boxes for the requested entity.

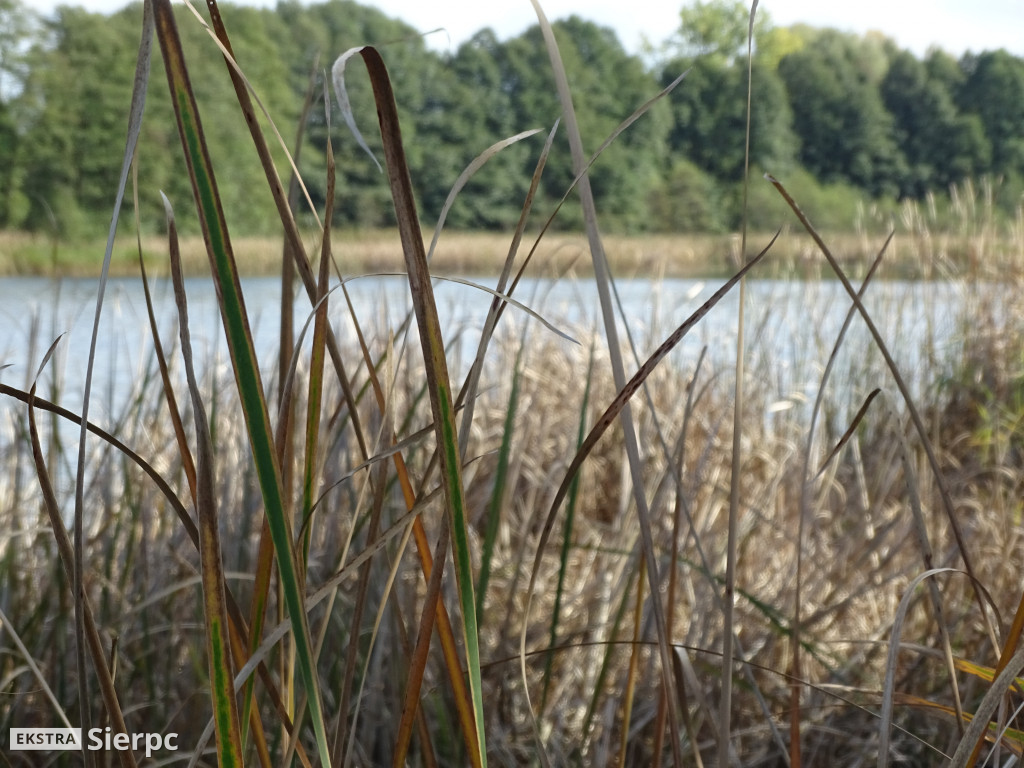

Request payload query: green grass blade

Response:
[198,0,374,477]
[339,45,487,766]
[152,1,331,764]
[476,343,523,626]
[541,337,594,710]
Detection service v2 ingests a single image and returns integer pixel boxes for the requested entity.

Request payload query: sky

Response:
[25,0,1024,59]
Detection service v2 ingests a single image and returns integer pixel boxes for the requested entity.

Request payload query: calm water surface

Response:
[0,273,997,426]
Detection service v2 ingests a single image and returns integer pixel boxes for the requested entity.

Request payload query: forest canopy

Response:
[1,0,1022,238]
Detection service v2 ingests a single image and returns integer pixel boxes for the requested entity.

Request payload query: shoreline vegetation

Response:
[4,1,1024,247]
[3,224,1024,279]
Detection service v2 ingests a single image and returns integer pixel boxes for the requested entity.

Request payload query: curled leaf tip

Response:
[331,46,383,173]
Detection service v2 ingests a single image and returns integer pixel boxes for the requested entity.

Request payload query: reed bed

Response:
[4,0,1024,765]
[4,225,1024,281]
[4,263,1024,765]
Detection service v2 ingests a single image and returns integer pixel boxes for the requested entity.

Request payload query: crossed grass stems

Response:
[4,0,1024,765]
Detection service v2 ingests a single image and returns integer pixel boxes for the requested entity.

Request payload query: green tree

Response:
[154,2,302,233]
[958,50,1024,177]
[15,0,1011,239]
[670,0,771,63]
[10,2,305,235]
[282,0,444,228]
[15,6,140,235]
[778,29,905,197]
[654,0,796,229]
[925,48,965,93]
[0,0,37,226]
[521,16,673,231]
[425,29,534,230]
[0,0,34,99]
[445,17,671,232]
[648,157,727,231]
[881,49,989,196]
[660,55,796,182]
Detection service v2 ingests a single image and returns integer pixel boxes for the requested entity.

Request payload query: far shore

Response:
[1,227,1019,280]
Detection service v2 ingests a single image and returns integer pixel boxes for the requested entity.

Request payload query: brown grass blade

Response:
[165,193,246,768]
[358,44,487,765]
[321,94,388,764]
[300,79,335,589]
[814,388,882,480]
[159,192,274,767]
[792,232,890,763]
[983,596,1024,764]
[70,1,154,753]
[331,43,488,764]
[278,49,321,429]
[394,507,452,767]
[722,5,759,761]
[334,451,390,767]
[326,52,484,758]
[339,283,480,763]
[132,158,197,506]
[618,560,646,768]
[884,388,965,745]
[27,350,137,768]
[655,347,708,768]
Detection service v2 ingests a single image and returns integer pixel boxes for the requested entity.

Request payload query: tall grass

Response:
[4,0,1024,766]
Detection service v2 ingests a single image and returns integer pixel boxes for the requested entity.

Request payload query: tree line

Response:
[1,0,1022,238]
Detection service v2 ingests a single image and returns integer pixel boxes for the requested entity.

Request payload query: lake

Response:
[0,273,995,431]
